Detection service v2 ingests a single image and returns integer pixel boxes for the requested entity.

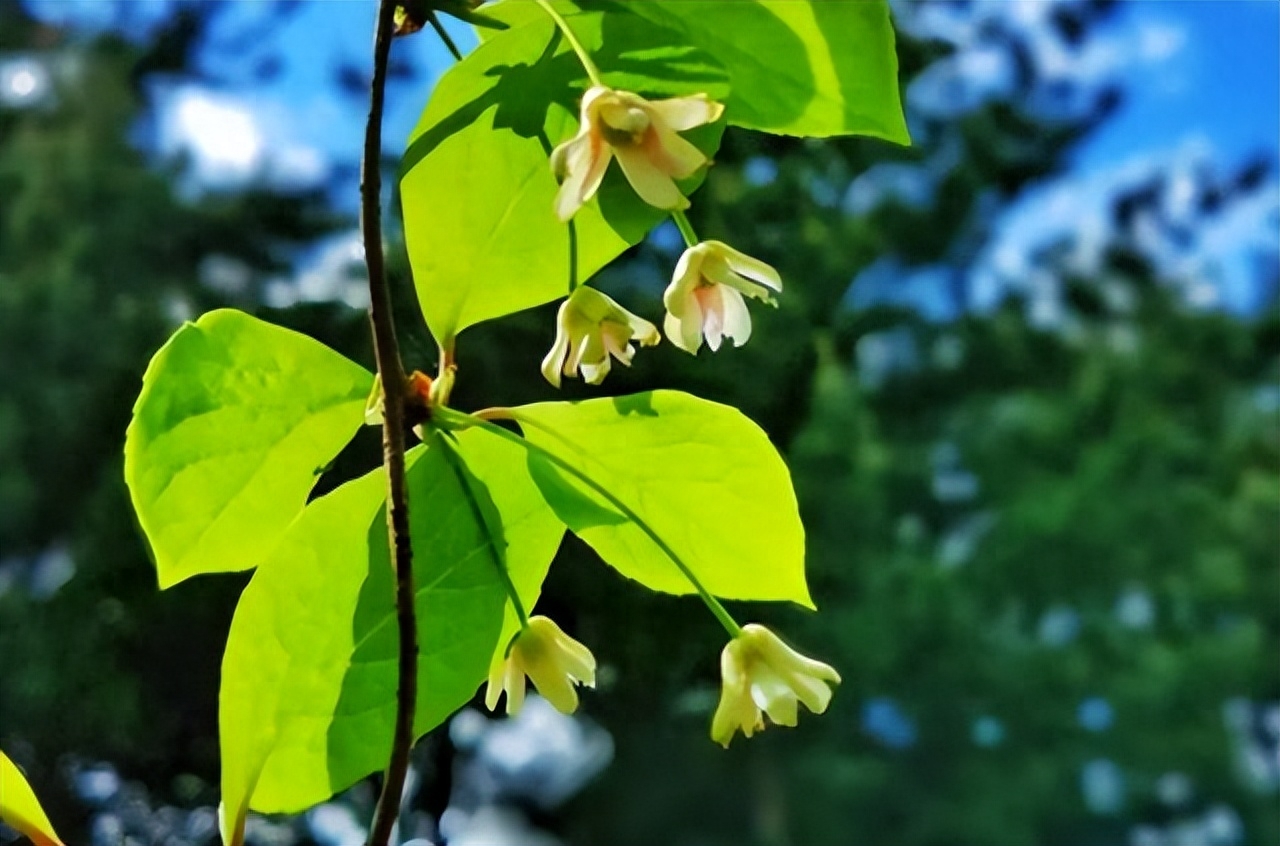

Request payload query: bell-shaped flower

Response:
[485,615,597,716]
[711,624,841,748]
[541,285,660,388]
[551,85,724,221]
[663,240,782,354]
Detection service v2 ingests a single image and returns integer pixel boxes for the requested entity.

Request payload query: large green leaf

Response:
[400,2,728,343]
[125,309,372,588]
[512,390,812,607]
[448,426,567,669]
[219,432,563,833]
[626,0,909,141]
[0,751,63,846]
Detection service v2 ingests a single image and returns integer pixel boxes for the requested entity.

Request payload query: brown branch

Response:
[362,3,418,846]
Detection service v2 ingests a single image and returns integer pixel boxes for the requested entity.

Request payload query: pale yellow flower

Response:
[485,615,597,716]
[663,240,782,354]
[541,285,660,388]
[551,85,724,221]
[711,624,841,748]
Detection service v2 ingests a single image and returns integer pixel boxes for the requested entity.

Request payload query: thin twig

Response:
[363,2,419,846]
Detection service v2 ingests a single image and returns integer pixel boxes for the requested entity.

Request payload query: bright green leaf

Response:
[124,309,372,588]
[219,431,562,831]
[626,0,910,141]
[0,751,63,846]
[400,2,728,343]
[513,390,813,607]
[447,426,567,670]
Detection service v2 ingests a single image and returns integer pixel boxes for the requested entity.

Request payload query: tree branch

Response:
[363,3,418,846]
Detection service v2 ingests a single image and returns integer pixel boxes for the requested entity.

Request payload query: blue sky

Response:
[1073,0,1278,170]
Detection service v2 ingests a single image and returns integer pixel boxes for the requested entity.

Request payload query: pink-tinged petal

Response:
[601,323,637,367]
[645,122,708,180]
[614,143,689,210]
[696,284,726,352]
[554,135,612,222]
[713,240,783,295]
[719,284,753,348]
[647,94,725,131]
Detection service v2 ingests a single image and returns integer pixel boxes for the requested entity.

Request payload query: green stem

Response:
[438,407,742,638]
[671,209,699,248]
[437,432,531,628]
[426,10,463,62]
[534,0,605,88]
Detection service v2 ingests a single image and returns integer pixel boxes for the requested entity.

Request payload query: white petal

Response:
[579,354,611,385]
[646,94,725,131]
[719,285,753,347]
[504,658,526,716]
[666,291,706,353]
[540,303,573,388]
[663,245,706,312]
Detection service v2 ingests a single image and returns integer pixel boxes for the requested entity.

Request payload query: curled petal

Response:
[539,302,574,388]
[716,240,783,296]
[647,93,725,131]
[553,135,612,222]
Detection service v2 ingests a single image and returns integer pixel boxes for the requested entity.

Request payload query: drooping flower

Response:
[711,624,841,748]
[663,240,782,354]
[551,85,724,221]
[541,285,660,388]
[485,615,597,716]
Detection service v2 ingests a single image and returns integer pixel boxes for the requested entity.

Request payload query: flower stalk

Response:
[435,406,743,639]
[534,0,604,87]
[671,209,699,248]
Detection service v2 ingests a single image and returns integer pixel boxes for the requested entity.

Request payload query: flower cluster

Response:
[488,79,839,747]
[543,85,783,387]
[484,616,838,747]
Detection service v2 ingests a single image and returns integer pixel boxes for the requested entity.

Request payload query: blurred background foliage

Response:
[0,1,1276,845]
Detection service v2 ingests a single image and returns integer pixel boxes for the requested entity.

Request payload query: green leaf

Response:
[512,390,813,607]
[400,2,728,343]
[626,0,910,142]
[124,309,372,588]
[0,751,63,846]
[219,432,562,831]
[448,426,566,670]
